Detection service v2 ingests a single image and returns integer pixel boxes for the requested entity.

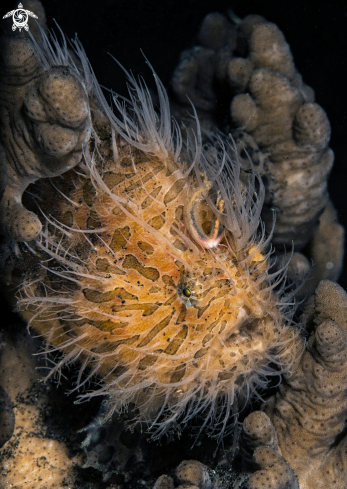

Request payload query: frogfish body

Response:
[15,35,301,439]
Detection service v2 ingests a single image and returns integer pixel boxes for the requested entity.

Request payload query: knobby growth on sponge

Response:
[16,25,302,440]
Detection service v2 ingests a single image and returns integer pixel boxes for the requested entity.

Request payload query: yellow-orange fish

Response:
[16,35,301,440]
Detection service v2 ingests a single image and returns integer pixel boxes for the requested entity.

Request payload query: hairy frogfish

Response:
[14,30,301,439]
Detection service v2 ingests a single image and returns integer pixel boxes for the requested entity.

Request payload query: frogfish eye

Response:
[184,183,225,250]
[183,287,192,298]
